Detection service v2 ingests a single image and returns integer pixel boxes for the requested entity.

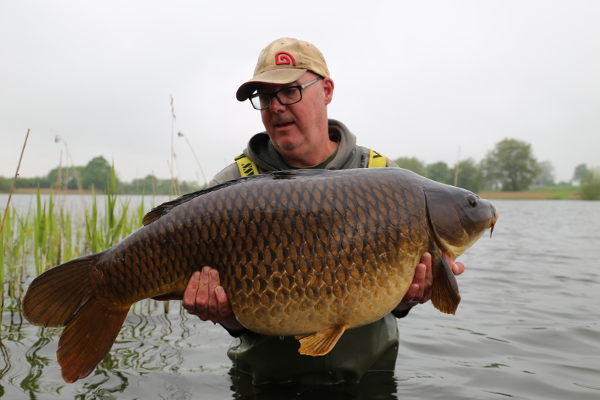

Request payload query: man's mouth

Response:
[274,121,294,129]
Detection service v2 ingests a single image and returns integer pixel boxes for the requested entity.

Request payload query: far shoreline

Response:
[3,188,582,200]
[478,191,580,200]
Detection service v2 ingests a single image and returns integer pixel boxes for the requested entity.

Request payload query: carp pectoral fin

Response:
[152,292,183,301]
[295,323,349,357]
[431,256,461,315]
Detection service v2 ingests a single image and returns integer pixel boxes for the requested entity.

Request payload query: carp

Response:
[21,168,498,383]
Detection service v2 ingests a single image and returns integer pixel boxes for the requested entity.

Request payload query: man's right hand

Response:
[183,267,238,325]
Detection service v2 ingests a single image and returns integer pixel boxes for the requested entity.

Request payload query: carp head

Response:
[423,181,498,261]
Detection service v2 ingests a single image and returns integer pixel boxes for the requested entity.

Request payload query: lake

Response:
[1,197,599,399]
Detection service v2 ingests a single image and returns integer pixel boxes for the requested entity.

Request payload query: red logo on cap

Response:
[275,52,296,66]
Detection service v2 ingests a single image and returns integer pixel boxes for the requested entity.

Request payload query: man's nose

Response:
[268,95,286,112]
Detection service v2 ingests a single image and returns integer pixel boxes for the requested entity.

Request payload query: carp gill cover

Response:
[21,168,498,383]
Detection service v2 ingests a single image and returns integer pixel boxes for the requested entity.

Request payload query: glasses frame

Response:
[249,77,323,110]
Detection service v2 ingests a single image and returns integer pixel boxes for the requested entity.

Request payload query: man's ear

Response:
[323,77,334,105]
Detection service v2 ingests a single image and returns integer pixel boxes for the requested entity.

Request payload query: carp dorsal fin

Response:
[295,323,349,356]
[431,254,461,315]
[270,169,331,180]
[142,174,266,225]
[142,170,331,226]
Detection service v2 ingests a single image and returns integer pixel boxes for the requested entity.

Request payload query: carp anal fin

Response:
[152,292,183,301]
[431,255,461,315]
[295,323,349,356]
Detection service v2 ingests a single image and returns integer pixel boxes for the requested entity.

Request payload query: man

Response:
[183,38,465,384]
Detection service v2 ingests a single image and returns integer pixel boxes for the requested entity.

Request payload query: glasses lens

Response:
[250,94,267,110]
[277,87,301,105]
[249,86,303,110]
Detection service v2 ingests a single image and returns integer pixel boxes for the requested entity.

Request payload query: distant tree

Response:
[0,176,11,192]
[532,161,556,187]
[426,162,453,184]
[393,157,427,176]
[479,138,541,191]
[14,176,52,189]
[581,168,600,200]
[454,158,482,193]
[46,165,83,190]
[572,163,589,185]
[80,156,117,191]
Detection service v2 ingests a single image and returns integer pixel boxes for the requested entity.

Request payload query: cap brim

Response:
[236,68,307,101]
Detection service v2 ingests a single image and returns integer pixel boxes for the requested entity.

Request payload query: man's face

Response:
[256,72,334,166]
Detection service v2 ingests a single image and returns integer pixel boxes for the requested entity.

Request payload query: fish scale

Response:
[21,167,497,383]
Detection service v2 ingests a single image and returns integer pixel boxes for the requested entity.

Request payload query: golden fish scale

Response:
[93,170,431,335]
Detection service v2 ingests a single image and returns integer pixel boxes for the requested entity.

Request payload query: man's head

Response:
[236,38,336,167]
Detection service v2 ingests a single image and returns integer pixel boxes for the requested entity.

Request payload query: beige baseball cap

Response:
[236,38,330,101]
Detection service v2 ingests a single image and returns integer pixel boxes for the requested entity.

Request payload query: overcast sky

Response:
[1,1,599,186]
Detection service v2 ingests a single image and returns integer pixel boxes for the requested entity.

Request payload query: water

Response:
[1,199,599,399]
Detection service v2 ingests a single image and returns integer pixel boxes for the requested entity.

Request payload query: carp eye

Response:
[467,195,478,207]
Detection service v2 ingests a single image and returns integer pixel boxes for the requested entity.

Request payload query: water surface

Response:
[1,199,599,399]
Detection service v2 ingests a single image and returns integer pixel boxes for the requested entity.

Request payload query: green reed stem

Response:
[3,166,153,313]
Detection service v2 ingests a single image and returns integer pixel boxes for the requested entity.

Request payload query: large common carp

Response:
[21,168,497,383]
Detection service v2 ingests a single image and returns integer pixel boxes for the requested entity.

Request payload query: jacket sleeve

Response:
[208,163,242,187]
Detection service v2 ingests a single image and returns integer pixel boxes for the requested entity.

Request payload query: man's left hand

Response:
[393,252,464,313]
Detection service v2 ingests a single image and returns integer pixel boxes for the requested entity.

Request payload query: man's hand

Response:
[183,267,234,324]
[393,252,465,314]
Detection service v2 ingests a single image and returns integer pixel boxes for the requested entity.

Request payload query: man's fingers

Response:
[452,261,465,275]
[193,267,211,320]
[402,263,426,303]
[207,269,220,318]
[183,271,201,313]
[214,286,233,321]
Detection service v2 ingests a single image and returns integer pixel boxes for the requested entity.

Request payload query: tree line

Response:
[1,138,599,199]
[0,156,202,195]
[394,138,598,199]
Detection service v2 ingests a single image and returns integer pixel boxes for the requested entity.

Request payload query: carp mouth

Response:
[490,212,499,237]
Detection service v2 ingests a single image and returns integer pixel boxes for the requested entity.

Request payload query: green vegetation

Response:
[528,185,581,200]
[0,180,150,313]
[2,156,202,195]
[581,168,600,200]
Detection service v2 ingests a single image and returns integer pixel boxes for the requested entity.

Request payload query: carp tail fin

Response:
[295,323,349,356]
[431,254,461,315]
[21,253,130,383]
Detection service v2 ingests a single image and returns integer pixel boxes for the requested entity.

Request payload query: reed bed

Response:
[0,169,164,317]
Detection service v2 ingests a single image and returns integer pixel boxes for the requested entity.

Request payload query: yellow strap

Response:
[235,149,386,175]
[368,149,387,168]
[235,154,259,177]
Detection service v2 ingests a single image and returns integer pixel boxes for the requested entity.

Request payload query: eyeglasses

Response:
[249,77,323,110]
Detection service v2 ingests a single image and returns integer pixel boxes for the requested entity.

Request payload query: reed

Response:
[1,172,154,313]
